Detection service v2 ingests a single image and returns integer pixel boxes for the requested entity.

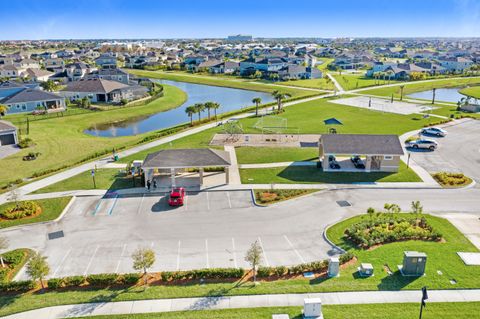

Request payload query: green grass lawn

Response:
[126,69,316,98]
[360,77,480,98]
[326,213,480,291]
[0,197,71,229]
[236,147,318,164]
[317,58,334,71]
[459,85,480,98]
[240,161,421,184]
[76,303,480,319]
[0,85,187,189]
[282,78,335,90]
[33,169,138,194]
[333,74,401,91]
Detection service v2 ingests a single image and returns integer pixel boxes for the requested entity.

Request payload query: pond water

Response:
[407,87,465,103]
[84,79,274,137]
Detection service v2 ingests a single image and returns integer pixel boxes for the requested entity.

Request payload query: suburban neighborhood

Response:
[0,1,480,319]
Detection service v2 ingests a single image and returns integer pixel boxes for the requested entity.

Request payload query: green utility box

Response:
[400,251,427,276]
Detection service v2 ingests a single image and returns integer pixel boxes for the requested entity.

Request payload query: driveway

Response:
[408,119,480,182]
[0,144,21,160]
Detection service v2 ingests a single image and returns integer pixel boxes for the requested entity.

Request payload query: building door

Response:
[370,156,382,170]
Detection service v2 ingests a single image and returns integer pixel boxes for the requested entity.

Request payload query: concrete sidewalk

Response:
[4,289,480,319]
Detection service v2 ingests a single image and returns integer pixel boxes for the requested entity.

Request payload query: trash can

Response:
[114,155,119,161]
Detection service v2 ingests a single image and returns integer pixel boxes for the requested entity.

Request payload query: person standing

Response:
[153,179,157,190]
[146,180,151,191]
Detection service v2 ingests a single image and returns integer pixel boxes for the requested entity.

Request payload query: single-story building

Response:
[0,120,18,146]
[142,148,231,186]
[0,88,66,114]
[319,134,404,172]
[60,78,148,103]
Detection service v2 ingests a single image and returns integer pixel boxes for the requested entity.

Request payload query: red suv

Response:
[168,187,186,206]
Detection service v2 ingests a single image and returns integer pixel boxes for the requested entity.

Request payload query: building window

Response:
[384,155,393,160]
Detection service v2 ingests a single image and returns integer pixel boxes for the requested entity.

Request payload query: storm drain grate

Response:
[48,230,64,240]
[336,200,352,207]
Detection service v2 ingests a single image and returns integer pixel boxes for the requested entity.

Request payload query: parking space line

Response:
[136,194,145,214]
[226,192,232,208]
[206,192,210,210]
[205,239,209,268]
[176,240,181,270]
[108,195,119,216]
[257,237,270,267]
[84,245,100,276]
[115,244,127,273]
[184,195,188,211]
[52,247,72,277]
[232,238,238,268]
[283,235,306,264]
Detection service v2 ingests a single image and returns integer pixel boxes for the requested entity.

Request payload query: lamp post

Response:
[419,286,428,319]
[407,152,411,169]
[91,169,96,189]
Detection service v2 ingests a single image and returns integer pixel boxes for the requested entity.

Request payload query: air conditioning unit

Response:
[303,298,323,319]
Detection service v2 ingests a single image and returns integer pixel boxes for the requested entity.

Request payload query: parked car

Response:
[421,127,447,137]
[328,155,341,169]
[405,139,438,150]
[351,155,365,169]
[168,187,186,206]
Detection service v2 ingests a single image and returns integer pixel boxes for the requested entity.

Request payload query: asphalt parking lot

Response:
[13,190,342,279]
[409,119,480,182]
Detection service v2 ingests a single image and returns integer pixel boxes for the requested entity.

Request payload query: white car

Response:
[405,139,438,150]
[421,127,447,137]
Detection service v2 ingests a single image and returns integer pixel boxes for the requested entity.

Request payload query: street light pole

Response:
[419,286,428,319]
[91,169,96,189]
[407,152,411,169]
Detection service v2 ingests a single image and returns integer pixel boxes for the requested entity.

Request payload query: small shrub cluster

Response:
[423,119,452,127]
[18,137,33,149]
[344,213,442,249]
[47,273,140,289]
[86,273,118,286]
[255,189,311,204]
[1,201,41,220]
[0,280,35,292]
[0,249,30,282]
[433,172,472,187]
[160,268,244,282]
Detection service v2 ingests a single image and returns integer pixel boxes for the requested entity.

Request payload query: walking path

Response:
[224,145,241,184]
[239,161,317,169]
[326,73,344,92]
[4,289,480,319]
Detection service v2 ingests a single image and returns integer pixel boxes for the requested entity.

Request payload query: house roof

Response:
[1,89,63,104]
[26,68,53,78]
[0,120,17,132]
[62,79,129,93]
[142,148,231,168]
[320,134,404,156]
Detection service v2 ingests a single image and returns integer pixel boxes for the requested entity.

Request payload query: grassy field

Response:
[282,77,335,90]
[360,77,480,98]
[33,169,138,194]
[333,74,401,91]
[0,197,71,229]
[317,58,335,71]
[126,69,316,98]
[326,213,480,291]
[459,85,480,98]
[240,161,421,184]
[76,303,480,319]
[235,147,318,164]
[0,85,187,188]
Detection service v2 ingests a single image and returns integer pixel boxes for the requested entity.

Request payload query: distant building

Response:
[227,34,253,42]
[0,89,66,114]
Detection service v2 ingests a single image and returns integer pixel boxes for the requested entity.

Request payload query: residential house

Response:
[438,57,474,73]
[65,62,96,81]
[0,88,66,114]
[44,58,65,71]
[60,78,148,104]
[25,68,53,82]
[209,61,240,74]
[0,120,18,146]
[91,68,130,84]
[0,65,22,78]
[95,54,118,69]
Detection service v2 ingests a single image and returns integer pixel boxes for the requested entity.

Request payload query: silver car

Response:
[421,127,447,137]
[405,139,438,150]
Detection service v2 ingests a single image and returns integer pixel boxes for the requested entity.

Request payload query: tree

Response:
[210,102,220,119]
[185,105,196,126]
[366,207,375,221]
[244,240,263,283]
[271,90,291,111]
[252,97,262,116]
[193,103,205,121]
[0,104,7,117]
[0,236,9,268]
[384,203,401,214]
[411,200,423,216]
[132,247,156,286]
[399,85,405,101]
[204,101,215,120]
[431,88,436,105]
[26,252,50,290]
[40,80,59,92]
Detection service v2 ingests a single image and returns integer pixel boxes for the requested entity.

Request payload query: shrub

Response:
[255,189,311,204]
[0,280,35,292]
[86,273,119,286]
[160,268,244,282]
[120,273,140,285]
[339,252,355,264]
[63,275,85,287]
[18,137,33,149]
[47,278,63,289]
[1,201,41,220]
[433,172,472,187]
[257,267,273,278]
[161,271,173,282]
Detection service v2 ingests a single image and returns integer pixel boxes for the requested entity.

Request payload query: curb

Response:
[249,189,267,207]
[322,223,346,254]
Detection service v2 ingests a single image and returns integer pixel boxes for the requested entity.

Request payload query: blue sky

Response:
[0,0,479,40]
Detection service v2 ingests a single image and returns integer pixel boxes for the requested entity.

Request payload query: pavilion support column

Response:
[365,156,372,173]
[170,168,176,187]
[225,167,230,184]
[199,167,204,185]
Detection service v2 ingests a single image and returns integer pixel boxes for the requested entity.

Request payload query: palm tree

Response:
[432,88,436,105]
[185,106,196,126]
[193,103,205,121]
[0,104,7,117]
[271,90,291,111]
[210,102,220,119]
[252,97,262,116]
[399,85,405,101]
[204,101,214,120]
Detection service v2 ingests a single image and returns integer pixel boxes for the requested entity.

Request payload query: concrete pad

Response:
[458,252,480,265]
[329,96,437,115]
[228,295,251,308]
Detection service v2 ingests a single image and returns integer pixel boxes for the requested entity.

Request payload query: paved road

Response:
[4,289,480,319]
[5,186,480,279]
[407,119,480,182]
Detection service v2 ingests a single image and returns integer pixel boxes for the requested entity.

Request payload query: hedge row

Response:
[47,273,141,289]
[161,268,244,282]
[0,280,35,292]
